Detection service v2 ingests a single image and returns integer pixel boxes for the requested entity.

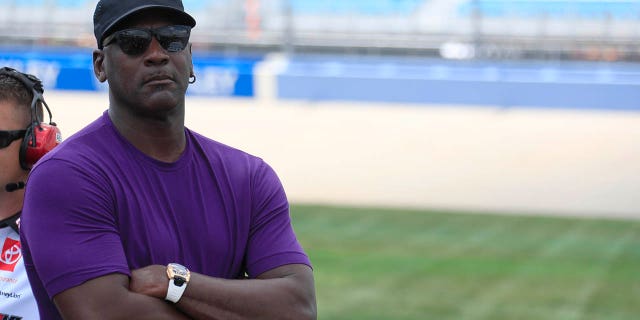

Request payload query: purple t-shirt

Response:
[20,111,311,319]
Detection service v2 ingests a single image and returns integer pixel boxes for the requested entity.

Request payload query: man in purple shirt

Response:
[19,1,316,319]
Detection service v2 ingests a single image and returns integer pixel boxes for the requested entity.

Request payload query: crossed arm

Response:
[53,264,316,320]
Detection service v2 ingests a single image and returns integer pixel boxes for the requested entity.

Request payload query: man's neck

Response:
[0,193,23,220]
[108,108,186,163]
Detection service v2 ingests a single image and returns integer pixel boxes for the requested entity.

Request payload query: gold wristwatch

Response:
[165,263,191,303]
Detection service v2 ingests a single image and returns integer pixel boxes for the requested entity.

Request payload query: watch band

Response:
[165,278,187,303]
[165,263,190,303]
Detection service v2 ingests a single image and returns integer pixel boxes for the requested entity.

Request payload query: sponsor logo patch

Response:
[0,239,21,272]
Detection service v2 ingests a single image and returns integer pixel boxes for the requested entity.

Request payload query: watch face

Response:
[171,265,188,277]
[167,263,191,284]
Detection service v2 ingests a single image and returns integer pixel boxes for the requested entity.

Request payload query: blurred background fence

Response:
[1,0,640,61]
[2,0,640,110]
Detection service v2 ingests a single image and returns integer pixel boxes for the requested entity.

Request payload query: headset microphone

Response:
[5,182,26,192]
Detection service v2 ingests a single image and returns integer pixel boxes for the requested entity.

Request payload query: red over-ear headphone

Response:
[0,67,62,170]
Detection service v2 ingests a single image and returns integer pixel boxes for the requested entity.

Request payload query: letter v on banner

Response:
[0,238,21,272]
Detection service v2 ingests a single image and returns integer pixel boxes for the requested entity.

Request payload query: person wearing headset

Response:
[20,1,316,319]
[0,67,61,319]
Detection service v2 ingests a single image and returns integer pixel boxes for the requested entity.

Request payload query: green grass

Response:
[290,204,640,320]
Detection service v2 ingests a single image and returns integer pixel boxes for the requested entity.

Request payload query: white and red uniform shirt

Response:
[0,225,38,319]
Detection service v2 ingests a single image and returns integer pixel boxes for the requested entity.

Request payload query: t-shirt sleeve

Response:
[245,160,311,277]
[20,158,130,299]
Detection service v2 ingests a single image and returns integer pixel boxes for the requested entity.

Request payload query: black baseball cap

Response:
[93,0,196,49]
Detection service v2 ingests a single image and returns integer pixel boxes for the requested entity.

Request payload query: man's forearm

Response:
[177,268,316,320]
[54,273,191,320]
[131,264,316,320]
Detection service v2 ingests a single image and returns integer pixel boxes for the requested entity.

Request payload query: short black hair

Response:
[0,73,33,113]
[0,72,43,125]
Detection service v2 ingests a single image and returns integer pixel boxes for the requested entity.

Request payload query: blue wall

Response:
[190,53,260,97]
[277,56,640,111]
[2,47,639,111]
[0,47,97,91]
[0,46,260,97]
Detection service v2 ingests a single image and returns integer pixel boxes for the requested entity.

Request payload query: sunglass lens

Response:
[0,134,9,148]
[157,26,190,52]
[117,29,152,55]
[0,131,23,149]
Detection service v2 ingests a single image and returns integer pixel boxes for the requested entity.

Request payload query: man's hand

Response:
[130,265,168,299]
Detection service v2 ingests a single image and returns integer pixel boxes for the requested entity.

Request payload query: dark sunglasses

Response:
[0,130,26,149]
[102,25,192,56]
